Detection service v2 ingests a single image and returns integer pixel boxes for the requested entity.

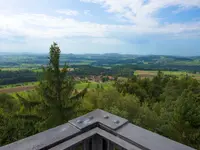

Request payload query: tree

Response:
[36,42,88,130]
[173,86,200,149]
[0,94,21,145]
[81,87,140,119]
[102,76,109,82]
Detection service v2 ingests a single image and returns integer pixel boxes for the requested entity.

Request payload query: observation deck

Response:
[0,109,195,150]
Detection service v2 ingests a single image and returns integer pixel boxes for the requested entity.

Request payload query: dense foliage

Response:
[0,65,134,86]
[114,72,200,148]
[0,44,200,149]
[0,70,37,86]
[1,53,200,71]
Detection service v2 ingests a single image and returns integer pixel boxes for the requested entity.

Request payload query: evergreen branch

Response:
[14,114,42,121]
[16,94,41,108]
[70,84,89,100]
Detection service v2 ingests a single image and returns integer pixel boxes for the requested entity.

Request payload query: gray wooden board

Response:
[50,128,141,150]
[0,123,80,150]
[117,123,195,150]
[69,109,128,130]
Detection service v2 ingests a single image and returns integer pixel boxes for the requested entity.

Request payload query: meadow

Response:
[0,81,113,94]
[1,69,200,94]
[135,70,200,80]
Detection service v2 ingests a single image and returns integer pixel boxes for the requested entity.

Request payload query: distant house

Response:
[108,76,114,80]
[95,76,102,82]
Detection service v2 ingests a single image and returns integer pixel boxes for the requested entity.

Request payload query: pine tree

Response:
[16,42,88,131]
[36,42,88,130]
[174,85,200,149]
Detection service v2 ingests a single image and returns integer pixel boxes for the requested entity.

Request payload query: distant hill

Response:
[1,53,200,71]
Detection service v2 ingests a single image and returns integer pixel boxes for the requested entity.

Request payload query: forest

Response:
[0,43,200,149]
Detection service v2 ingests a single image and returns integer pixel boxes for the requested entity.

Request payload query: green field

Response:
[75,81,113,90]
[0,81,38,89]
[0,81,113,94]
[0,68,24,71]
[135,70,200,80]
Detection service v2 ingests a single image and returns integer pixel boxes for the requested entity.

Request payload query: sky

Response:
[0,0,200,56]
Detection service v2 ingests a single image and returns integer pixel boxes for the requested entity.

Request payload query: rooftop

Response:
[0,109,195,150]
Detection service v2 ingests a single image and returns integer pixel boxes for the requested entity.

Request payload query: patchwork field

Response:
[0,85,35,93]
[1,70,200,94]
[135,70,200,80]
[0,81,113,94]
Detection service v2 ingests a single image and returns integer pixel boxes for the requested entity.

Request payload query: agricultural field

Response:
[0,68,25,71]
[75,81,113,90]
[0,81,38,88]
[0,81,113,94]
[135,70,200,80]
[1,69,200,94]
[1,53,200,94]
[0,85,35,94]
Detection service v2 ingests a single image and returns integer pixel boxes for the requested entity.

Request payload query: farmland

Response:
[1,44,200,149]
[135,70,200,80]
[0,81,113,94]
[1,53,200,94]
[1,68,200,94]
[0,85,35,94]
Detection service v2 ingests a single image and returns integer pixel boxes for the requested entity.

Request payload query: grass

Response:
[135,70,200,80]
[0,81,113,94]
[70,60,95,65]
[1,67,42,72]
[75,81,113,90]
[1,67,75,73]
[0,82,38,89]
[0,68,22,71]
[32,69,43,72]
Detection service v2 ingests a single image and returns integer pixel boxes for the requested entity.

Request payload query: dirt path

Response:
[0,86,35,94]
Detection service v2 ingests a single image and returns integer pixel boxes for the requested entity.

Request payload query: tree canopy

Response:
[0,43,200,149]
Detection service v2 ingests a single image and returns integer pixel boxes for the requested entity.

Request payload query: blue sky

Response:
[0,0,200,56]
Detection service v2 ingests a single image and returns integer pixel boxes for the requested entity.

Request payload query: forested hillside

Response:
[0,43,200,149]
[1,52,200,71]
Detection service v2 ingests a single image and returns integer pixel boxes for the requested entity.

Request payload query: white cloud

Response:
[56,9,79,16]
[80,0,200,27]
[172,6,190,14]
[0,0,199,54]
[91,38,125,45]
[0,13,108,38]
[0,4,200,41]
[84,10,92,16]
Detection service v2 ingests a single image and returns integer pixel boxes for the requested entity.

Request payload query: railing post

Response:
[83,139,89,150]
[92,135,102,150]
[108,141,114,150]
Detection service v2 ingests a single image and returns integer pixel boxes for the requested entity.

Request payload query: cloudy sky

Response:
[0,0,200,55]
